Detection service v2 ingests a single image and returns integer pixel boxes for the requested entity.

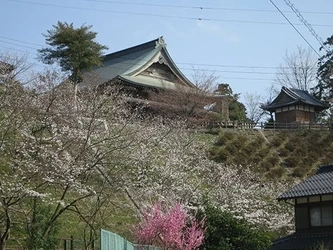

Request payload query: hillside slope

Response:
[209,128,333,179]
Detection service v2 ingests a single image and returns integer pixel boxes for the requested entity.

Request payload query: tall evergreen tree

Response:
[314,35,333,101]
[38,21,108,85]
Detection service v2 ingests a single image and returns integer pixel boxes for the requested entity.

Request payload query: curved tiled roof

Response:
[86,37,195,90]
[270,232,333,250]
[261,86,329,112]
[278,165,333,200]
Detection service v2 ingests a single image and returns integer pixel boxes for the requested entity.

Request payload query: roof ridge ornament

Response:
[155,37,167,48]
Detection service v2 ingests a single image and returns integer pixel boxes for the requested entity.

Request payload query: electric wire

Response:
[5,0,333,27]
[0,36,318,74]
[85,0,333,15]
[269,0,321,57]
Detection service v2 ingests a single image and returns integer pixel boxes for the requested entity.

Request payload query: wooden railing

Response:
[261,122,332,130]
[193,121,332,130]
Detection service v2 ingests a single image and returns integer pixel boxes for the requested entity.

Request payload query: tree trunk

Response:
[0,207,11,250]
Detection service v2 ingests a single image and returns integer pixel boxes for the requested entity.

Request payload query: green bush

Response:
[266,154,280,166]
[215,135,228,146]
[258,160,275,172]
[292,166,308,178]
[232,135,248,149]
[257,147,271,158]
[248,137,265,148]
[224,132,235,140]
[284,156,300,168]
[197,205,272,250]
[271,136,284,147]
[225,143,238,155]
[284,140,297,152]
[266,167,286,179]
[278,147,290,158]
[211,148,230,162]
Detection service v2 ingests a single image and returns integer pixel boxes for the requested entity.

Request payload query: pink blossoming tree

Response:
[134,202,205,250]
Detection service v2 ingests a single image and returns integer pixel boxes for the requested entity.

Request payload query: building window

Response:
[310,207,321,226]
[322,206,333,226]
[310,205,333,227]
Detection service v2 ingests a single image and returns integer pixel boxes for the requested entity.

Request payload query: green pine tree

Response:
[38,21,108,85]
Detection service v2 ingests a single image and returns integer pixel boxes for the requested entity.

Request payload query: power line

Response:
[269,0,321,57]
[0,35,43,47]
[177,62,317,70]
[283,0,328,52]
[6,0,333,27]
[0,39,38,50]
[0,35,320,73]
[86,0,333,15]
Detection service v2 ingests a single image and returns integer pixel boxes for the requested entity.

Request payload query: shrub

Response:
[248,137,265,148]
[257,147,271,158]
[292,166,308,178]
[284,141,297,152]
[211,148,230,162]
[225,143,238,155]
[278,147,290,158]
[258,161,275,172]
[196,205,272,250]
[249,155,263,165]
[271,136,284,147]
[284,156,300,168]
[215,135,228,146]
[266,155,280,166]
[232,134,248,149]
[266,167,286,179]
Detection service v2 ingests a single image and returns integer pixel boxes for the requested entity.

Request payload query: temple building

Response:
[85,37,230,121]
[261,87,329,124]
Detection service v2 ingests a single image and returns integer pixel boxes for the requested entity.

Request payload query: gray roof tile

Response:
[262,86,329,111]
[278,165,333,200]
[270,232,333,250]
[85,37,194,89]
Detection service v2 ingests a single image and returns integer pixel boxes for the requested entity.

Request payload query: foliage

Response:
[0,54,296,249]
[25,199,59,250]
[209,129,333,179]
[315,35,333,101]
[0,66,139,249]
[196,205,272,250]
[229,98,247,122]
[38,21,108,84]
[213,83,247,122]
[134,202,205,250]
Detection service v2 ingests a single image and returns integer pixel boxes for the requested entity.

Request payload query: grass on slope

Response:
[208,128,333,179]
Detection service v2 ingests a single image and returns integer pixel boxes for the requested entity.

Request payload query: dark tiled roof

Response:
[86,36,194,89]
[278,165,333,200]
[261,86,329,111]
[270,232,333,250]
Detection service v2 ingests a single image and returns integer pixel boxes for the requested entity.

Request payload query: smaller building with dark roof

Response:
[270,165,333,250]
[262,87,329,124]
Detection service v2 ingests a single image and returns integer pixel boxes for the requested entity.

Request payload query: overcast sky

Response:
[1,0,332,101]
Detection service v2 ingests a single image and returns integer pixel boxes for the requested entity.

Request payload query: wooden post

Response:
[70,236,74,250]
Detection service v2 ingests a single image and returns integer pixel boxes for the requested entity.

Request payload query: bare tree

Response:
[274,46,317,92]
[244,92,267,126]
